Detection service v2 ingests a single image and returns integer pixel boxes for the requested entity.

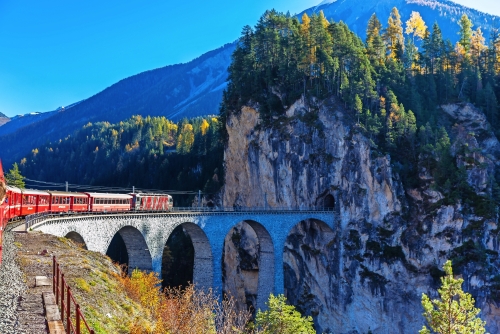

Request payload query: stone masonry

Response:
[31,211,333,311]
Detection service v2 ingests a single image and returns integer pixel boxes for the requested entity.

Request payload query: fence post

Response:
[52,256,56,295]
[67,286,71,329]
[55,264,60,305]
[60,273,65,325]
[76,304,81,334]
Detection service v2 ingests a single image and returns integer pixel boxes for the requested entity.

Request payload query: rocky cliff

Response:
[221,98,500,333]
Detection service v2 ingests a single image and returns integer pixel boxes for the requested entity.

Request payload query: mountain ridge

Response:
[2,0,500,166]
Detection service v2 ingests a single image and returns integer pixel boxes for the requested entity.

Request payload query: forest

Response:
[220,8,500,217]
[19,115,223,206]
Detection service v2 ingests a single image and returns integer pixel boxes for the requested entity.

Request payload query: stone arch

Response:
[106,226,153,273]
[162,222,213,291]
[283,219,337,333]
[223,220,274,313]
[64,231,88,250]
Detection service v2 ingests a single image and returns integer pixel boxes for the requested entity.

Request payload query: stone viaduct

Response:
[29,210,334,310]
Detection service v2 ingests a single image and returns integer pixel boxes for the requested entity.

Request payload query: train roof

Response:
[6,186,21,193]
[21,189,50,196]
[47,191,88,197]
[130,193,172,197]
[85,193,133,199]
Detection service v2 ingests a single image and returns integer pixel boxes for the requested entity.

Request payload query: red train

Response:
[0,186,173,222]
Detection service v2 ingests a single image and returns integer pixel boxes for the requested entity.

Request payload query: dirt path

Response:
[0,221,46,334]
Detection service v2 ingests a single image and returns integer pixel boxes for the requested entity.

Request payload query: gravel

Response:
[0,221,29,333]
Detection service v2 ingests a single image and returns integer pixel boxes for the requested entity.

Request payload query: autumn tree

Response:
[405,11,427,43]
[420,260,487,334]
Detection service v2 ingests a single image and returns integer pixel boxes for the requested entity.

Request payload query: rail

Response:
[53,256,95,334]
[26,206,334,230]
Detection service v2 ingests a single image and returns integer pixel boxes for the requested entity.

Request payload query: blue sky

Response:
[0,0,499,117]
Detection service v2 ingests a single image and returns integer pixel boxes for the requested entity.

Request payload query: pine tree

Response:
[254,294,315,334]
[6,163,25,188]
[458,14,473,54]
[384,7,404,59]
[420,260,487,334]
[366,14,386,64]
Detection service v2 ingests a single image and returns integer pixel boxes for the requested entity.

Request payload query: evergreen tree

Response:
[6,163,25,188]
[254,294,315,334]
[420,260,487,334]
[384,7,404,59]
[458,14,473,54]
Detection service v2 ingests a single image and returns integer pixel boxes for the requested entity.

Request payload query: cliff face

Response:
[222,99,500,333]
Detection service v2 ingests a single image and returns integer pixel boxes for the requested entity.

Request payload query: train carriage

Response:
[47,191,73,213]
[131,193,173,211]
[86,193,132,212]
[6,186,22,220]
[21,189,50,216]
[71,193,89,212]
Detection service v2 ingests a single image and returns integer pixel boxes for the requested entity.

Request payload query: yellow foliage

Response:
[200,119,210,136]
[301,13,310,35]
[405,11,427,41]
[319,10,329,28]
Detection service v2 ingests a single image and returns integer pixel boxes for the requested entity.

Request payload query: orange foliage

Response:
[118,269,252,333]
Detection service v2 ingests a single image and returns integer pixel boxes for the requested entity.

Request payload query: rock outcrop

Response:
[222,99,500,333]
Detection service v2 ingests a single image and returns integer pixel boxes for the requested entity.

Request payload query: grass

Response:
[14,232,156,334]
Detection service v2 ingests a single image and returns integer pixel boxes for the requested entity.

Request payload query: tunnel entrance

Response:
[323,194,335,209]
[106,232,129,272]
[162,225,194,290]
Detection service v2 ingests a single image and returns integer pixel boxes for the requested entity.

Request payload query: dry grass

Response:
[118,269,253,334]
[15,232,255,333]
[15,232,155,334]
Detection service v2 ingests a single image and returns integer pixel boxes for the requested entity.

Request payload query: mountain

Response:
[304,0,500,42]
[0,112,9,127]
[0,43,235,166]
[3,0,500,166]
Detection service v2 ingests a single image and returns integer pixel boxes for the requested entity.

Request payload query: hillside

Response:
[0,112,9,127]
[0,43,235,166]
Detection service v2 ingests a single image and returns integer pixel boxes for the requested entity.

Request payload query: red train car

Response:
[21,189,50,216]
[131,193,173,211]
[71,193,89,212]
[86,193,132,212]
[6,186,22,220]
[47,191,73,212]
